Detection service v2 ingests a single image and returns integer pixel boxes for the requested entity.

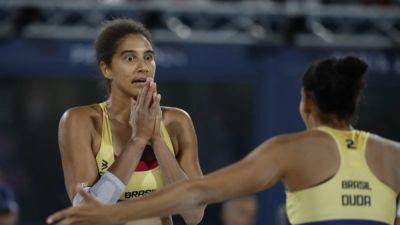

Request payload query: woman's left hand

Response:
[46,186,117,225]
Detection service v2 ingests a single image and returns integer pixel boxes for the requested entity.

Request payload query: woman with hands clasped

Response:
[57,19,203,225]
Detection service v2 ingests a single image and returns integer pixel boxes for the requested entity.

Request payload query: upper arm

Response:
[164,107,202,178]
[58,107,99,200]
[371,135,400,193]
[198,136,288,204]
[392,142,400,193]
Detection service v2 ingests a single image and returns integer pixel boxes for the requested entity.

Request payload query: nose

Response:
[137,59,149,74]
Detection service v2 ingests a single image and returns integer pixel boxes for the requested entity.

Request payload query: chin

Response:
[121,88,139,99]
[129,92,140,99]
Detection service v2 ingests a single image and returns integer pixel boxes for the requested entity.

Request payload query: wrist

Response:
[151,136,166,148]
[106,204,126,224]
[152,135,164,142]
[129,136,149,147]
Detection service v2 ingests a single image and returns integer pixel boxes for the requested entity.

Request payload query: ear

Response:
[302,89,315,115]
[100,61,113,80]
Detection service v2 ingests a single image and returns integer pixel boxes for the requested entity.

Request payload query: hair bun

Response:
[336,56,368,79]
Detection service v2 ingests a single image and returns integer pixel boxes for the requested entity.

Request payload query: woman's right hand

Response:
[130,78,159,142]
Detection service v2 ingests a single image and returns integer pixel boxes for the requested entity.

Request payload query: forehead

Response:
[115,34,153,53]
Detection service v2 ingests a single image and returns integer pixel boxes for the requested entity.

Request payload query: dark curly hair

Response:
[302,56,368,124]
[95,18,152,95]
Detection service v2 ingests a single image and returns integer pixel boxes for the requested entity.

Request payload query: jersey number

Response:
[345,139,357,149]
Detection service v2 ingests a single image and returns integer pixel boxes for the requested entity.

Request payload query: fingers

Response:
[129,98,137,127]
[76,184,97,205]
[151,93,162,133]
[136,78,157,111]
[137,78,151,108]
[47,208,71,224]
[143,82,156,109]
[150,93,161,115]
[131,98,137,110]
[56,217,75,225]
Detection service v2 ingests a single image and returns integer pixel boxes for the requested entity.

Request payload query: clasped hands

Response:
[130,77,163,144]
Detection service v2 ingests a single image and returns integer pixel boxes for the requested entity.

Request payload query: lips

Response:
[131,77,147,84]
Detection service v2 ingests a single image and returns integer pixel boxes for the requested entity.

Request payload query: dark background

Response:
[0,1,400,225]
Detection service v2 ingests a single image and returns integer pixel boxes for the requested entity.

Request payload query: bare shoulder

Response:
[253,132,303,157]
[368,133,400,151]
[367,133,400,161]
[367,133,400,192]
[244,132,314,175]
[59,104,102,132]
[266,129,333,151]
[256,129,338,170]
[160,107,196,155]
[161,106,192,124]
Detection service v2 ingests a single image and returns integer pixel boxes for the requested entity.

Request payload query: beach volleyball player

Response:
[56,19,202,225]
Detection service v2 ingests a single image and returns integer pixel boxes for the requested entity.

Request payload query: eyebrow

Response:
[120,50,155,56]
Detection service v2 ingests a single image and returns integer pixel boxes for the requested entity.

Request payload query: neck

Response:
[106,89,136,124]
[309,117,352,130]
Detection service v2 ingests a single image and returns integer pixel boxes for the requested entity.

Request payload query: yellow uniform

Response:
[286,126,397,225]
[96,102,175,200]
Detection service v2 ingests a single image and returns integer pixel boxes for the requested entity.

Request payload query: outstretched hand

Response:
[46,185,116,225]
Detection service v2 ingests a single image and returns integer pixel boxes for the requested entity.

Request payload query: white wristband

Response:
[72,171,125,206]
[397,200,400,217]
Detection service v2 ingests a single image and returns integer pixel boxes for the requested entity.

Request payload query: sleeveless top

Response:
[96,102,175,200]
[286,126,397,225]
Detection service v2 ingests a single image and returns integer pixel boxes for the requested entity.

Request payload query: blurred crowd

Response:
[8,0,399,5]
[95,0,400,5]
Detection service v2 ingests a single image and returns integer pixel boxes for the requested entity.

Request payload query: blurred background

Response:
[0,0,399,225]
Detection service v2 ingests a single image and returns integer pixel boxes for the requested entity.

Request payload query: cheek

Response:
[150,61,156,75]
[115,62,133,77]
[110,60,128,74]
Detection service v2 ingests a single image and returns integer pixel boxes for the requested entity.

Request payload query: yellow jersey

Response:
[96,102,175,201]
[286,126,397,225]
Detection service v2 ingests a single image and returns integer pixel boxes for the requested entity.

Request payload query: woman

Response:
[57,19,202,225]
[49,56,400,225]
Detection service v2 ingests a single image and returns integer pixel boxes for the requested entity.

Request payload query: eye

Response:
[144,54,154,61]
[125,55,136,62]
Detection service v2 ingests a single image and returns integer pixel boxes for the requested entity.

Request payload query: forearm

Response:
[112,165,260,224]
[72,138,148,205]
[113,180,202,224]
[152,137,188,185]
[108,137,148,184]
[113,138,283,224]
[199,159,277,205]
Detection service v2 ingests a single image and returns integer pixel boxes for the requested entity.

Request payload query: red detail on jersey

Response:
[148,160,159,170]
[114,154,159,171]
[135,161,149,171]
